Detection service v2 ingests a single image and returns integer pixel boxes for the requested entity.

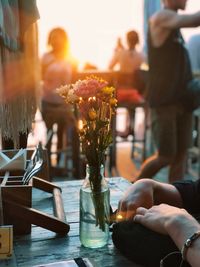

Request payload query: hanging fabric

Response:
[0,0,40,147]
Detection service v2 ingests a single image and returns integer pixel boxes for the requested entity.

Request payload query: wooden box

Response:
[0,147,69,236]
[1,176,32,235]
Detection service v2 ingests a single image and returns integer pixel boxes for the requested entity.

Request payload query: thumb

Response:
[134,214,144,224]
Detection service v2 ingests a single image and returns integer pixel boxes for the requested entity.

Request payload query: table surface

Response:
[2,177,143,267]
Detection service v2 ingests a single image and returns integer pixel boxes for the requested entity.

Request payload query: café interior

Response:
[1,0,200,266]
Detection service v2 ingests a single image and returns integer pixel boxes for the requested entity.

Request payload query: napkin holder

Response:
[0,148,50,181]
[0,146,69,235]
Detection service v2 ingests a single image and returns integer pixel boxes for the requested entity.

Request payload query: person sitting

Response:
[108,30,146,138]
[113,178,200,267]
[108,30,145,76]
[41,27,77,169]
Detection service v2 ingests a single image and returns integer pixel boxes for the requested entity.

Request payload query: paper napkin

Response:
[0,149,27,171]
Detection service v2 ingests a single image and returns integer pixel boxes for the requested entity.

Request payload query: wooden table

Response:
[2,177,143,267]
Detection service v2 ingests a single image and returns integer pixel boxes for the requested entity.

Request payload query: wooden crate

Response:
[0,146,69,235]
[1,175,69,235]
[1,176,32,234]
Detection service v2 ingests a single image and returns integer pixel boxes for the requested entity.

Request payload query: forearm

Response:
[173,11,200,29]
[165,214,200,267]
[153,180,183,207]
[155,10,200,29]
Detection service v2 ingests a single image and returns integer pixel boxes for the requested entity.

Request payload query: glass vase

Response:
[79,164,110,248]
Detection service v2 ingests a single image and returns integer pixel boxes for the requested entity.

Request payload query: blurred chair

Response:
[114,72,149,162]
[45,121,83,180]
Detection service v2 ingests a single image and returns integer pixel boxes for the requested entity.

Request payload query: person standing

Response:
[187,34,200,149]
[135,0,200,183]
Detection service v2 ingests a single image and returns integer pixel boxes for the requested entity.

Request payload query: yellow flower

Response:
[88,109,97,120]
[109,98,118,106]
[101,86,115,95]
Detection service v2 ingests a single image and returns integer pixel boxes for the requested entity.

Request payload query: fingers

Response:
[117,210,136,221]
[117,204,147,222]
[136,207,147,215]
[117,199,136,221]
[133,207,147,223]
[117,200,127,221]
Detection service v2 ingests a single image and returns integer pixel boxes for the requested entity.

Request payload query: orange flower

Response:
[88,109,97,120]
[109,98,118,106]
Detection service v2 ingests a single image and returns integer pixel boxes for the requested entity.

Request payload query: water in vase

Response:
[79,187,110,248]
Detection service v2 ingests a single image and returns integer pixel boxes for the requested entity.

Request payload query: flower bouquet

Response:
[57,76,117,233]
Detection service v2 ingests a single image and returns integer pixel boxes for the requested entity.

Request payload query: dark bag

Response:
[112,221,190,267]
[182,78,200,112]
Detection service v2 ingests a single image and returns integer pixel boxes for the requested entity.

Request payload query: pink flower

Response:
[73,77,108,98]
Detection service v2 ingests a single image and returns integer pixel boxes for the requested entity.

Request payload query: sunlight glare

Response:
[37,0,200,70]
[37,0,143,70]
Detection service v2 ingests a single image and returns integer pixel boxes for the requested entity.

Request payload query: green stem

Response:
[88,164,108,231]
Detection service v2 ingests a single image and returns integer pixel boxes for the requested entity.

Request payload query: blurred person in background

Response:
[41,27,77,167]
[134,0,200,183]
[108,30,145,74]
[187,34,200,149]
[108,30,146,138]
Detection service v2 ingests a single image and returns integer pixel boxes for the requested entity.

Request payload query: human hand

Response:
[117,179,155,221]
[134,204,191,235]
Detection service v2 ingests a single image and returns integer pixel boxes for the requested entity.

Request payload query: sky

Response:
[37,0,200,70]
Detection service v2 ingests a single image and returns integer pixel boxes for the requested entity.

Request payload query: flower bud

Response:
[88,109,97,120]
[101,86,115,95]
[110,98,118,106]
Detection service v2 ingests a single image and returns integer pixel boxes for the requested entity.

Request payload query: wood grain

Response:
[2,178,143,267]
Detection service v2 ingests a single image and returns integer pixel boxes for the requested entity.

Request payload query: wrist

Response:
[181,231,200,261]
[164,213,193,238]
[165,213,200,249]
